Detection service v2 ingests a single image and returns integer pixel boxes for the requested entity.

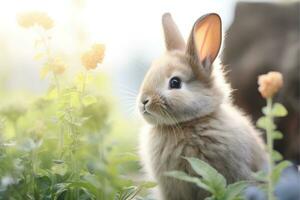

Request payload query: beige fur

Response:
[138,13,267,200]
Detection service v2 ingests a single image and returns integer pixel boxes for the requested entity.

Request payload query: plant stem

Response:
[59,124,64,158]
[68,111,79,199]
[53,73,60,95]
[31,149,37,198]
[266,98,274,200]
[37,29,61,94]
[82,70,88,95]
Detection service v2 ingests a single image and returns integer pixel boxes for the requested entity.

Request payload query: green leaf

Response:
[119,152,140,161]
[256,116,276,130]
[140,181,157,189]
[184,157,227,198]
[53,159,64,164]
[165,170,211,193]
[46,88,58,100]
[272,160,291,183]
[252,170,267,182]
[71,181,99,195]
[272,131,283,140]
[56,181,99,198]
[82,95,97,107]
[54,183,69,199]
[115,182,154,200]
[262,106,268,115]
[69,92,81,108]
[115,186,139,200]
[262,103,288,117]
[56,110,65,120]
[272,103,288,117]
[35,175,51,193]
[223,181,249,200]
[272,150,283,162]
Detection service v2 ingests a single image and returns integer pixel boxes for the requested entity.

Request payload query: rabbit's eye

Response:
[169,77,181,89]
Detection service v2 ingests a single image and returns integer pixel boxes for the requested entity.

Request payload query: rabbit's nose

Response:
[142,98,149,106]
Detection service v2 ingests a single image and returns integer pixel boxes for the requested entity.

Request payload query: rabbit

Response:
[137,13,267,200]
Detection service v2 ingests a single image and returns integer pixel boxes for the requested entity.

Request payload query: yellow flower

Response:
[17,11,53,30]
[51,58,66,75]
[81,44,105,70]
[40,58,66,79]
[258,71,283,98]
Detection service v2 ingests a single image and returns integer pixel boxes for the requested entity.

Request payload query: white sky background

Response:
[0,0,285,81]
[2,0,286,118]
[0,0,238,92]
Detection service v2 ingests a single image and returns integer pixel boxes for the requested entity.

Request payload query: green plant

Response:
[114,182,156,200]
[165,157,249,200]
[0,10,144,200]
[256,72,291,200]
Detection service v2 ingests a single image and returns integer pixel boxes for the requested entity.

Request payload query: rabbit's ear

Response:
[186,13,221,78]
[162,13,185,51]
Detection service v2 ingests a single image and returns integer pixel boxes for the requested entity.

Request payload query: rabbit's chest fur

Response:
[139,105,266,200]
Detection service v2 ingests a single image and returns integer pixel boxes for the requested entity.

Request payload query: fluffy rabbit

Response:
[138,13,267,200]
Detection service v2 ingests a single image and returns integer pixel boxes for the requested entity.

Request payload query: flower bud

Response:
[258,71,283,98]
[81,44,105,70]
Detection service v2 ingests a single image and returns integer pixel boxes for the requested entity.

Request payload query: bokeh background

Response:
[0,0,299,199]
[0,0,237,95]
[1,0,298,161]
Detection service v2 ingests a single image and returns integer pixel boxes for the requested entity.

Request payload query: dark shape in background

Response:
[222,2,300,164]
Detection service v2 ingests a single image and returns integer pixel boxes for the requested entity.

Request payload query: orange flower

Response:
[81,44,105,70]
[17,11,53,30]
[258,71,283,98]
[51,58,66,75]
[40,58,66,79]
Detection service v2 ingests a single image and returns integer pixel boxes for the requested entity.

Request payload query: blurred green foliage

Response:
[0,72,149,199]
[0,11,157,199]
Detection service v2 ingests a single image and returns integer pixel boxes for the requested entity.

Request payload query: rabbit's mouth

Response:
[139,102,151,115]
[142,109,151,115]
[140,104,179,125]
[138,93,179,125]
[140,102,163,117]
